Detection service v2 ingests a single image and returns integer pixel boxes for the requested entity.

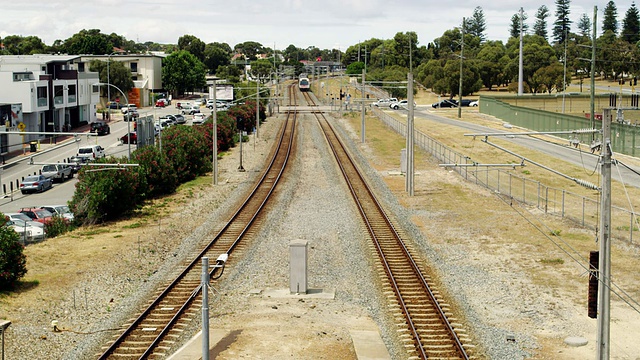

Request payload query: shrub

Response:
[44,216,73,238]
[69,156,148,224]
[133,146,178,197]
[0,222,27,290]
[161,126,212,183]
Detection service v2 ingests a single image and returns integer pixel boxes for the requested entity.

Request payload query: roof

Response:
[0,54,80,65]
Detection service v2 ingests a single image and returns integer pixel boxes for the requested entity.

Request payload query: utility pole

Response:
[201,257,210,360]
[590,7,597,139]
[458,18,464,119]
[212,78,218,186]
[518,8,524,96]
[406,72,414,196]
[597,108,612,360]
[361,69,366,143]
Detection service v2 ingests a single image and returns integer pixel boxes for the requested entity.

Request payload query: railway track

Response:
[97,86,299,359]
[302,90,473,359]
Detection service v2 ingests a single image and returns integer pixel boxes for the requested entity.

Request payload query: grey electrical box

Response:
[401,148,407,173]
[289,239,308,294]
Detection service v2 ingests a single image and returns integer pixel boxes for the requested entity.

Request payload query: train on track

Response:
[298,77,310,91]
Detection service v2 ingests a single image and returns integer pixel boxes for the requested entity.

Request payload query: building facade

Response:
[0,55,99,154]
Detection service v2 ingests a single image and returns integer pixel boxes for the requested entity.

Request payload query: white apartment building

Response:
[0,54,100,155]
[80,54,165,108]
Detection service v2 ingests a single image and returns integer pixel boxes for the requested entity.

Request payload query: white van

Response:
[77,145,106,160]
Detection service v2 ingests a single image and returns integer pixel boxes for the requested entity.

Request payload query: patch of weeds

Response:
[550,230,562,236]
[122,222,144,229]
[522,170,531,175]
[540,258,565,265]
[113,235,123,238]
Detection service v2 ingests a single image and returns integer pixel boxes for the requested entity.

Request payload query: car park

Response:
[41,205,74,221]
[120,132,138,144]
[192,113,206,125]
[19,207,54,224]
[77,145,105,160]
[41,164,73,183]
[90,121,111,135]
[20,175,53,194]
[176,101,191,109]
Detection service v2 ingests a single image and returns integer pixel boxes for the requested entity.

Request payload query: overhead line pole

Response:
[458,17,464,119]
[590,6,597,140]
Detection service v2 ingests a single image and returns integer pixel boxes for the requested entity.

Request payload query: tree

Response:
[466,6,487,41]
[577,13,591,38]
[534,5,550,40]
[0,222,27,290]
[250,59,274,82]
[88,60,134,101]
[204,42,231,74]
[534,63,564,93]
[603,1,619,35]
[162,50,207,95]
[0,35,47,55]
[178,34,206,63]
[60,29,111,55]
[476,41,506,90]
[622,3,640,44]
[510,12,529,39]
[553,0,572,44]
[234,41,265,61]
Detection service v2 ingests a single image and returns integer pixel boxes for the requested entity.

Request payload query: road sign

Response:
[17,122,26,131]
[116,98,120,103]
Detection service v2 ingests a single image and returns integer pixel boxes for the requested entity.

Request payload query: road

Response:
[416,107,640,189]
[0,104,205,215]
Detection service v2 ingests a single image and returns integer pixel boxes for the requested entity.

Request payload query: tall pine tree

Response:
[534,5,550,40]
[622,2,640,44]
[553,0,572,44]
[578,13,591,38]
[602,1,619,35]
[510,12,529,39]
[466,6,487,42]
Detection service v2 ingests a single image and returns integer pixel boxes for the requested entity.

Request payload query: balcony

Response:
[37,97,48,107]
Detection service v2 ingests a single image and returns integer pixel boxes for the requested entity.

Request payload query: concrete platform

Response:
[167,288,390,360]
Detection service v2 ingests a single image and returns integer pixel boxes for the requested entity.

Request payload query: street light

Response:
[94,82,131,160]
[236,116,245,172]
[211,77,219,185]
[106,52,119,118]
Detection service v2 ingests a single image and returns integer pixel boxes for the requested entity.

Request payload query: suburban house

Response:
[0,54,99,154]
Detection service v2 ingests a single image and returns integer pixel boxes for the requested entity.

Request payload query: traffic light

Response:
[588,251,599,319]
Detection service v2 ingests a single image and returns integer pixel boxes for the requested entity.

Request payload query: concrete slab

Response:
[262,288,335,299]
[349,330,392,360]
[166,328,229,360]
[564,336,588,347]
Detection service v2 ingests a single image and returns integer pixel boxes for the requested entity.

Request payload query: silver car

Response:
[20,175,53,194]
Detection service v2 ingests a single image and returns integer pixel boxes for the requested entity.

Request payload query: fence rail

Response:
[370,107,638,245]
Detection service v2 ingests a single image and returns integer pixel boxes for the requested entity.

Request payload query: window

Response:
[78,62,85,72]
[68,84,77,103]
[37,87,48,107]
[13,72,32,81]
[130,62,138,72]
[54,85,64,105]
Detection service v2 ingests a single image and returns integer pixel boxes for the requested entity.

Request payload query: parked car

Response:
[90,121,111,135]
[20,175,53,194]
[68,156,91,173]
[173,114,186,124]
[470,100,479,107]
[121,104,137,114]
[41,205,74,221]
[6,219,46,242]
[155,98,170,107]
[5,213,45,228]
[432,99,459,108]
[390,100,416,110]
[458,99,473,107]
[181,105,201,115]
[192,113,206,125]
[176,101,192,109]
[41,164,73,183]
[193,98,206,107]
[120,132,138,144]
[372,98,397,107]
[77,145,105,160]
[19,207,54,224]
[124,109,139,121]
[160,115,177,125]
[107,101,124,109]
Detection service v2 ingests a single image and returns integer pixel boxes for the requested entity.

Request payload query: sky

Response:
[1,1,637,52]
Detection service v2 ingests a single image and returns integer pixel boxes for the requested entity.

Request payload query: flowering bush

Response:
[161,125,212,183]
[0,222,27,289]
[134,146,178,197]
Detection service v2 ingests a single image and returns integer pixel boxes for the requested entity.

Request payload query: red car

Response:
[120,132,138,144]
[19,207,54,224]
[155,98,169,107]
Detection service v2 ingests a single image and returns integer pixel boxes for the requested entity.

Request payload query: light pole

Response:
[94,82,131,160]
[237,116,245,172]
[106,52,118,117]
[212,77,218,185]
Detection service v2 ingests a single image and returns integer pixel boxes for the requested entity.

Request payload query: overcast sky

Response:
[1,1,636,51]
